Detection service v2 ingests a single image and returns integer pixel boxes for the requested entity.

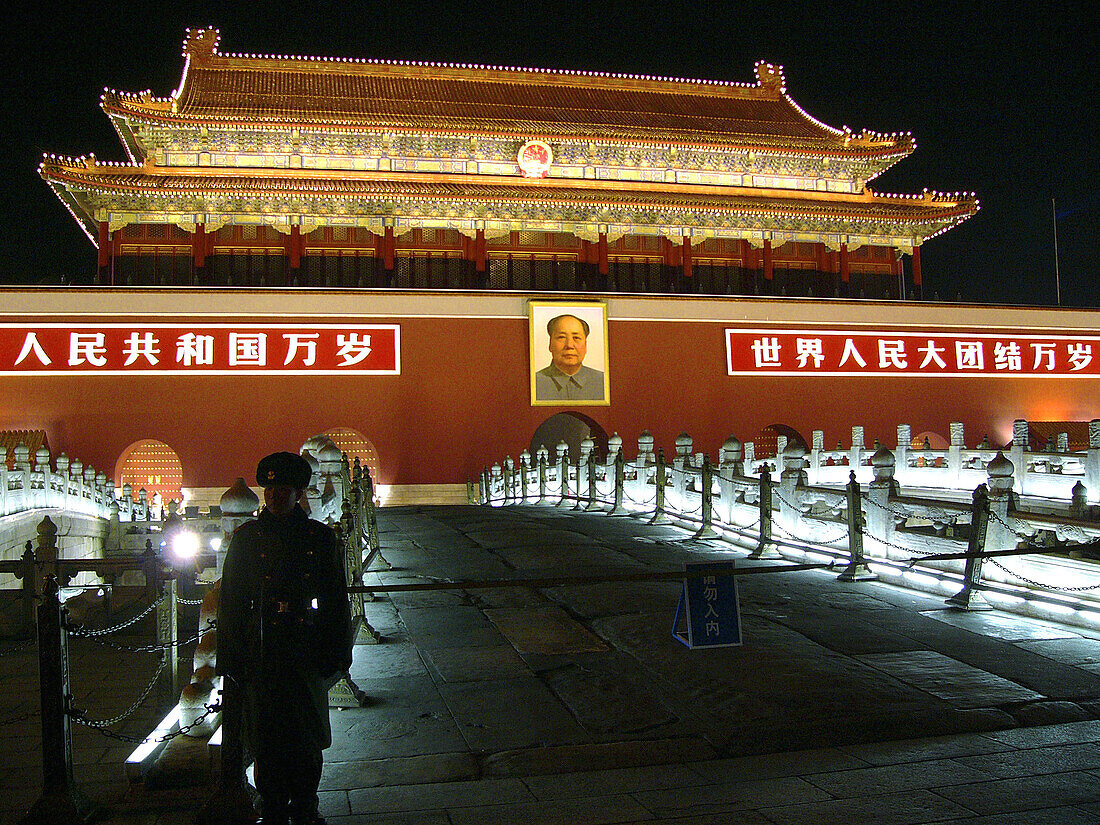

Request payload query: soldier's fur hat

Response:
[256,451,312,489]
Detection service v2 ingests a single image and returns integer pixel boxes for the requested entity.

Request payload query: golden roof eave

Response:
[40,158,979,226]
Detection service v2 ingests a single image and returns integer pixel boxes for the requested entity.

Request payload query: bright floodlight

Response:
[209,536,223,552]
[171,531,201,560]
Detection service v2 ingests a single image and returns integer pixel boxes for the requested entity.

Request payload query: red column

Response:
[597,232,609,276]
[912,245,922,287]
[763,239,773,281]
[289,225,302,270]
[192,224,206,268]
[840,243,850,283]
[681,236,692,279]
[97,222,110,268]
[475,229,487,273]
[383,226,395,270]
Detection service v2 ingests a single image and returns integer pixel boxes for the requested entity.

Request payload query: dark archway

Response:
[530,412,609,463]
[753,424,808,459]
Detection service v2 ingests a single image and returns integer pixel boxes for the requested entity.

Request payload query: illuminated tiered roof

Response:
[41,28,977,254]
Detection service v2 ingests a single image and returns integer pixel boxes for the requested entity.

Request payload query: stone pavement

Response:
[4,503,1100,823]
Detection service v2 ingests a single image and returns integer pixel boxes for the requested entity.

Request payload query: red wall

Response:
[1,291,1097,491]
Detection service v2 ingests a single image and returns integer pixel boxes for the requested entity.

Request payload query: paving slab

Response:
[920,608,1084,642]
[631,775,832,818]
[347,777,533,816]
[437,677,591,752]
[932,770,1100,815]
[485,604,608,654]
[421,645,533,683]
[856,650,1045,708]
[755,788,974,825]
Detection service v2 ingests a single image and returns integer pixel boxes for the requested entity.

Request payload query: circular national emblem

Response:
[517,140,553,178]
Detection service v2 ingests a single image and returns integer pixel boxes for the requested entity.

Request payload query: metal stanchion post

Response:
[692,455,716,538]
[838,471,877,581]
[20,542,36,640]
[648,449,669,524]
[19,576,98,825]
[155,577,179,701]
[586,451,599,511]
[749,464,779,558]
[947,484,992,610]
[609,451,625,515]
[539,452,548,504]
[559,451,570,507]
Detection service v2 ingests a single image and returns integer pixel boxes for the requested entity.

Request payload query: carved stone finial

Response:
[220,478,259,515]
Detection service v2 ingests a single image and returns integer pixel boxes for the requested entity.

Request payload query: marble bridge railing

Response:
[476,423,1100,630]
[1,443,160,522]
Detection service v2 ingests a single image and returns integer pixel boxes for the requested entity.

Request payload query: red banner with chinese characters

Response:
[726,328,1100,377]
[0,324,400,374]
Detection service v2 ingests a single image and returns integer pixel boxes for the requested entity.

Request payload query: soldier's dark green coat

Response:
[216,505,352,750]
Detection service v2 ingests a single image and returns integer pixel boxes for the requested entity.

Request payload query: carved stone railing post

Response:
[849,426,865,471]
[805,430,823,484]
[838,471,876,581]
[1086,420,1100,504]
[503,456,515,505]
[946,483,992,611]
[1071,480,1089,518]
[649,448,669,524]
[1010,419,1029,498]
[895,424,911,485]
[776,442,808,540]
[718,436,743,524]
[864,447,899,559]
[749,464,777,558]
[948,422,965,486]
[489,463,502,505]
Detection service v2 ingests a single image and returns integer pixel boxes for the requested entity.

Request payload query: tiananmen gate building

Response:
[8,28,1095,505]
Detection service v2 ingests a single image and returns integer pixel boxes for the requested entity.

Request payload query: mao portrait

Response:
[530,301,609,405]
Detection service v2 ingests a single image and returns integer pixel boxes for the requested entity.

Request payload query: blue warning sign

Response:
[672,560,743,649]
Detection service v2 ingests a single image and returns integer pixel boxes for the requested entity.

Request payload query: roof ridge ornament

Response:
[183,27,220,58]
[755,62,786,93]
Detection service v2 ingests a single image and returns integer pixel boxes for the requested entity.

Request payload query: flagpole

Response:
[1052,198,1061,306]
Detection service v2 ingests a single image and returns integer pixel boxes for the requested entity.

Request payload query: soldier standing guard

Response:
[216,452,352,825]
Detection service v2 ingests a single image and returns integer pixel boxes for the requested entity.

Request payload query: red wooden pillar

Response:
[475,228,487,273]
[383,226,395,270]
[912,245,922,287]
[839,243,850,283]
[288,225,302,270]
[597,232,609,276]
[97,222,110,269]
[763,239,773,281]
[681,236,692,280]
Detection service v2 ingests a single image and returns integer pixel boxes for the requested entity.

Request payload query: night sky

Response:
[4,1,1095,306]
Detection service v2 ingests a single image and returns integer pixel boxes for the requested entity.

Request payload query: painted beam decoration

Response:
[726,327,1100,377]
[0,324,400,375]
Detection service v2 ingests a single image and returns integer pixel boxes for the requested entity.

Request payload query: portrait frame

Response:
[529,300,610,406]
